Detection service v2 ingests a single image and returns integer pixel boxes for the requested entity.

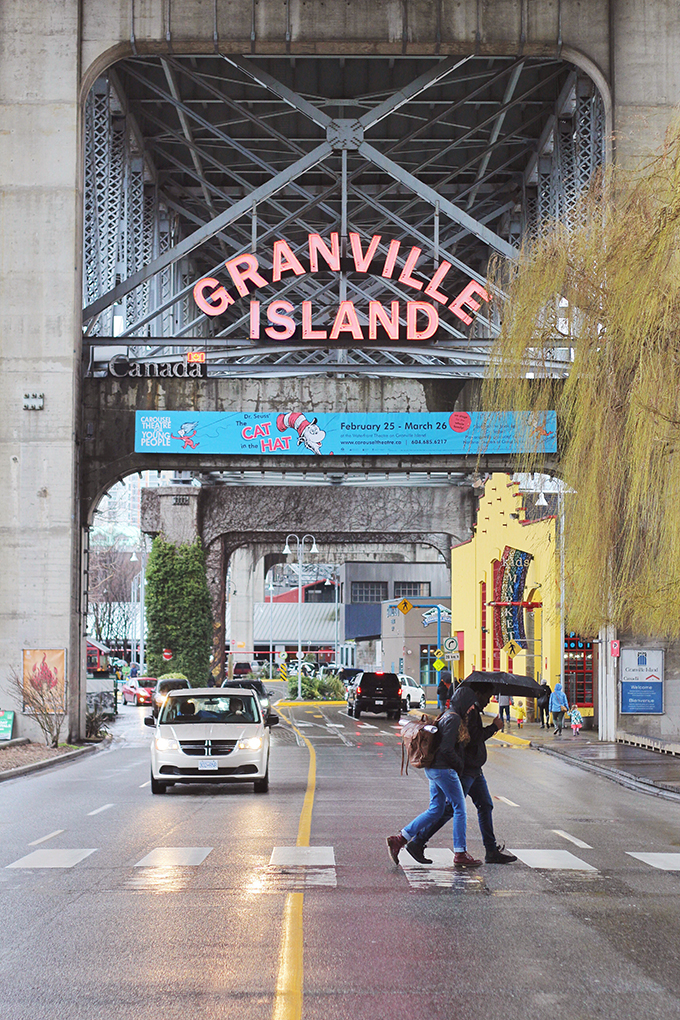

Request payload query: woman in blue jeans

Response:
[387,706,482,868]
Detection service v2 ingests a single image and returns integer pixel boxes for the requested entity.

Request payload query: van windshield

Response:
[159,694,260,724]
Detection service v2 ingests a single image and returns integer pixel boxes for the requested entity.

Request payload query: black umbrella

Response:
[460,670,544,699]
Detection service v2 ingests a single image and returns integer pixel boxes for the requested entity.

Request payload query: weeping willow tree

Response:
[483,125,680,637]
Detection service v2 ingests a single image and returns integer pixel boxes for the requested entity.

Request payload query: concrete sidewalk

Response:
[492,716,680,802]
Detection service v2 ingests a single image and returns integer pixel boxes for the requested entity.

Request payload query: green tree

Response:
[145,537,213,683]
[483,126,680,636]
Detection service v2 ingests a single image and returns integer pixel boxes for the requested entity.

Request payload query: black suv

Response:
[222,678,276,718]
[347,671,402,720]
[151,677,191,718]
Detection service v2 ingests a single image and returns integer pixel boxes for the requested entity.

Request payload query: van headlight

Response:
[155,736,178,751]
[238,737,262,750]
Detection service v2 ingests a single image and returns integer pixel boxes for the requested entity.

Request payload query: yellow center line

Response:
[272,713,317,1020]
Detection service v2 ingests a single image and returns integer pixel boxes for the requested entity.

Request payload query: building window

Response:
[394,581,431,599]
[563,634,595,707]
[420,644,438,685]
[351,581,388,603]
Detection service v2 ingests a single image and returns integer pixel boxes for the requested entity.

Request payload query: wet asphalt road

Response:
[2,699,680,1019]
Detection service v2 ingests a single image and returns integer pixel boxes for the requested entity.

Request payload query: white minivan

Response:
[146,687,278,794]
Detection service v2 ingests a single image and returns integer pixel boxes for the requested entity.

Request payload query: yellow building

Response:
[449,473,588,719]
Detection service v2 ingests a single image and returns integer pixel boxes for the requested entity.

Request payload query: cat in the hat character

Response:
[276,411,326,455]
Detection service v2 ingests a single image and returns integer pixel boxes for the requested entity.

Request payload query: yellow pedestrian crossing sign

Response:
[433,658,446,671]
[397,598,413,615]
[503,639,522,657]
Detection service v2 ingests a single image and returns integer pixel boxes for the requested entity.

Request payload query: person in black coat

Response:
[387,691,482,868]
[393,684,517,865]
[537,679,550,729]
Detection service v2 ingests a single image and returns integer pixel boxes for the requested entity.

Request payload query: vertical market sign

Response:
[193,232,490,343]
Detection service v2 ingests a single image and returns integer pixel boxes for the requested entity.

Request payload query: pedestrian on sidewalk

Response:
[387,685,517,867]
[537,680,550,728]
[437,670,453,710]
[386,693,482,869]
[498,693,512,730]
[516,699,526,729]
[549,682,569,736]
[569,704,583,736]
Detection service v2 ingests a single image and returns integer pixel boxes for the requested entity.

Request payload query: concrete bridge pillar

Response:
[228,548,262,670]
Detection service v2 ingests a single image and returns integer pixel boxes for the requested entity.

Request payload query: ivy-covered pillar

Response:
[206,536,227,682]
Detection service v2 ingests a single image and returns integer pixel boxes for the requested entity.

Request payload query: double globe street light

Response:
[282,534,318,700]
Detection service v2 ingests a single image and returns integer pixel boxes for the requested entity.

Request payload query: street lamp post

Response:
[282,534,318,699]
[130,542,147,671]
[267,580,274,680]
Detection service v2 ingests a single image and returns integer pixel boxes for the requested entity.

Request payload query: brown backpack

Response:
[400,714,443,774]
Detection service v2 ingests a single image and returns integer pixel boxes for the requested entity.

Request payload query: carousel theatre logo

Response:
[192,231,490,343]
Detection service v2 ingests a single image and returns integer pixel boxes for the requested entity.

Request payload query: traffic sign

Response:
[162,648,172,661]
[397,598,413,615]
[503,639,522,657]
[433,658,446,671]
[444,652,460,661]
[435,648,444,658]
[279,651,288,661]
[443,636,459,653]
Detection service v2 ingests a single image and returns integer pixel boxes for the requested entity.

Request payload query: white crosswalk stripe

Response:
[6,848,97,869]
[627,852,680,870]
[401,848,486,890]
[135,847,212,867]
[510,849,597,871]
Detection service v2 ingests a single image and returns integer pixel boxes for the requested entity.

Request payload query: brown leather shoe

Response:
[386,833,407,865]
[453,850,483,868]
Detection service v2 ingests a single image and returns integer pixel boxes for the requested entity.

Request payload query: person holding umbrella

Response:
[389,684,518,866]
[387,690,482,869]
[537,679,550,728]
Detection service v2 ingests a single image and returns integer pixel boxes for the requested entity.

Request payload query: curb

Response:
[535,743,680,804]
[0,744,98,783]
[491,731,532,748]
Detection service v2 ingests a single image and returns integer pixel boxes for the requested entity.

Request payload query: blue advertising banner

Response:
[135,410,556,457]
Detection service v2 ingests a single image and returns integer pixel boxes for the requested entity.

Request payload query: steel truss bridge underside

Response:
[83,52,604,378]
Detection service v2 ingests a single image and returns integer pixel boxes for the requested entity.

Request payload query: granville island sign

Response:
[192,231,490,343]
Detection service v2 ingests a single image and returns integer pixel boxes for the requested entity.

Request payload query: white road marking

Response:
[510,849,597,871]
[552,829,593,849]
[270,846,335,866]
[87,803,114,816]
[401,848,486,890]
[7,849,97,869]
[135,847,213,867]
[139,781,150,788]
[292,722,313,727]
[494,796,519,807]
[28,829,64,846]
[627,852,680,871]
[401,847,454,869]
[357,722,378,729]
[326,723,345,728]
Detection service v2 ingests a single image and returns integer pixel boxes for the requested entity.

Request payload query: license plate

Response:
[199,759,218,771]
[375,700,383,705]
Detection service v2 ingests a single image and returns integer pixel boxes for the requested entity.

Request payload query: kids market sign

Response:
[192,232,490,343]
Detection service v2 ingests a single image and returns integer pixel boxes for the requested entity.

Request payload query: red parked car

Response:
[121,677,157,706]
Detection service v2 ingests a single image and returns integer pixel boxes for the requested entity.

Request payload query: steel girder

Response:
[81,54,603,377]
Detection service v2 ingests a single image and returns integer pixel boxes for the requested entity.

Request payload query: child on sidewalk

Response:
[516,699,526,729]
[569,704,583,736]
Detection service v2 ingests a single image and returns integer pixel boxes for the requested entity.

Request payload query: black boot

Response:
[405,840,433,864]
[485,843,518,864]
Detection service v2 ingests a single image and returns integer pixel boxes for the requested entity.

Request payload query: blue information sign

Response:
[135,410,556,458]
[620,648,664,714]
[620,682,663,714]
